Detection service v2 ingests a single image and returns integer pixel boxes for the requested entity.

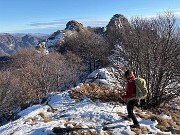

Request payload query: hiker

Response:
[120,70,140,128]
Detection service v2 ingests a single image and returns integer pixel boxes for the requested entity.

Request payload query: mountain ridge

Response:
[0,34,47,56]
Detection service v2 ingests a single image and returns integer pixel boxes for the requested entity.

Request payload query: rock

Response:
[65,20,85,32]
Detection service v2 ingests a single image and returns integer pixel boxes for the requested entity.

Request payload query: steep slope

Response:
[0,68,179,135]
[0,91,178,135]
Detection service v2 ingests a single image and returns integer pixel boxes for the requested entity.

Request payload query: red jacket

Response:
[122,76,136,99]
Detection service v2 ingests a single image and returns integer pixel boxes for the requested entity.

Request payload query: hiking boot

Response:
[130,124,140,128]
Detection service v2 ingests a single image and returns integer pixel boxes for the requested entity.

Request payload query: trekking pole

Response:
[102,103,117,126]
[107,88,121,118]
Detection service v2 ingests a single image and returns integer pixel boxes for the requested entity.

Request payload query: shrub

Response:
[69,83,123,102]
[110,12,180,108]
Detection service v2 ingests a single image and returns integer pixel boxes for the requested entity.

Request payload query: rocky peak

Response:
[106,14,130,32]
[40,20,86,53]
[65,20,85,32]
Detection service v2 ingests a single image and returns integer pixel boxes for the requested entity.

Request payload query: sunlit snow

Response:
[0,68,177,135]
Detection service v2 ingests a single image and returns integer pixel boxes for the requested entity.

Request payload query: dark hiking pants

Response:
[127,99,139,125]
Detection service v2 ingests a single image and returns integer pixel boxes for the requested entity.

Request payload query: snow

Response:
[139,119,162,133]
[169,97,180,110]
[43,31,65,53]
[0,68,177,135]
[85,68,123,89]
[171,103,180,110]
[41,30,76,53]
[160,113,172,119]
[47,33,64,46]
[0,90,173,135]
[8,44,15,50]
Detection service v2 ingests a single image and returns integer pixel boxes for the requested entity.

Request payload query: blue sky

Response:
[0,0,180,34]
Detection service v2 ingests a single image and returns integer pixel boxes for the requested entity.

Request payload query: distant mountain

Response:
[0,33,47,56]
[0,49,9,57]
[12,33,49,37]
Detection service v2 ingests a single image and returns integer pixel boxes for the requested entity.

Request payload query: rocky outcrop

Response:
[92,27,106,36]
[106,14,130,31]
[65,20,85,32]
[105,14,130,45]
[85,67,123,89]
[38,20,87,53]
[105,14,130,38]
[41,30,65,53]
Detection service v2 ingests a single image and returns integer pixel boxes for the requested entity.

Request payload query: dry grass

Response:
[23,117,36,124]
[51,91,61,94]
[47,104,58,113]
[64,121,79,127]
[135,107,180,133]
[7,132,15,135]
[38,112,46,119]
[23,113,53,124]
[116,112,126,117]
[167,111,180,127]
[71,130,98,135]
[69,83,123,103]
[131,126,149,134]
[149,107,180,131]
[38,112,53,123]
[42,119,53,123]
[155,133,167,135]
[106,131,113,135]
[153,115,169,131]
[133,111,180,134]
[136,112,151,119]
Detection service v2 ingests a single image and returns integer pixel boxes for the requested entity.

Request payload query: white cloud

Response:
[28,17,109,28]
[28,21,67,27]
[174,12,180,17]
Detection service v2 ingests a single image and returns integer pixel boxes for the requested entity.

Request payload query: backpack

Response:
[134,77,148,99]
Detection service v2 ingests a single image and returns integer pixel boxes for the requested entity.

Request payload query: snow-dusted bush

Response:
[110,12,180,108]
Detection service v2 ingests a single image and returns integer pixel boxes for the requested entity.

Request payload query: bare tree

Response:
[64,31,111,73]
[111,12,180,108]
[0,48,83,123]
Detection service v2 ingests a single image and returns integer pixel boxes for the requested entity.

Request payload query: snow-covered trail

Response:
[0,91,172,135]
